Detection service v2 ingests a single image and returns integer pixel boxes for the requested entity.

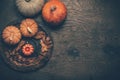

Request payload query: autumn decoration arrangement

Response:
[1,19,53,72]
[0,0,67,72]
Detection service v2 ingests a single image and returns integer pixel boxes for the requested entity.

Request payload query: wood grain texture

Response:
[0,0,120,80]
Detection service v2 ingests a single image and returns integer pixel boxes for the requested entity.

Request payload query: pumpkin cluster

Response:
[16,0,67,26]
[2,0,67,57]
[2,19,38,45]
[1,0,66,72]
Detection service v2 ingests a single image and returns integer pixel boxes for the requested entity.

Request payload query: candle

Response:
[22,43,34,56]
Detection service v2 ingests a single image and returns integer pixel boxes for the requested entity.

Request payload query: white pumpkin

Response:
[16,0,44,17]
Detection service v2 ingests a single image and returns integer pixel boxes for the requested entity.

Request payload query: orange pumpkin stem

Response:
[50,6,56,12]
[10,37,13,41]
[10,33,14,41]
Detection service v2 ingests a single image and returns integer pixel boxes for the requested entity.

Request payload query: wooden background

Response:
[0,0,120,80]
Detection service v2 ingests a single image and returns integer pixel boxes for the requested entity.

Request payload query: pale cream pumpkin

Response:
[20,18,38,37]
[2,26,21,45]
[16,0,44,17]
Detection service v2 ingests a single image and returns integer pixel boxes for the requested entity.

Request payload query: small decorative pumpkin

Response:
[20,18,38,37]
[22,43,34,56]
[16,0,44,17]
[42,0,67,26]
[2,26,21,45]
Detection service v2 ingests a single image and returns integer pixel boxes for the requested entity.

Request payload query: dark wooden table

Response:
[0,0,120,80]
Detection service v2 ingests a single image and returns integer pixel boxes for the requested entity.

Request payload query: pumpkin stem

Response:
[10,33,13,41]
[25,0,31,2]
[10,37,13,41]
[27,27,32,34]
[50,6,56,12]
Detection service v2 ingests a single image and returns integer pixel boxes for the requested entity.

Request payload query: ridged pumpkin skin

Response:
[20,19,38,37]
[42,0,67,26]
[2,26,21,45]
[16,0,44,17]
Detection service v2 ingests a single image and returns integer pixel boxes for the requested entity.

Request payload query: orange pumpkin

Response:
[2,26,21,45]
[42,0,67,26]
[20,18,38,37]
